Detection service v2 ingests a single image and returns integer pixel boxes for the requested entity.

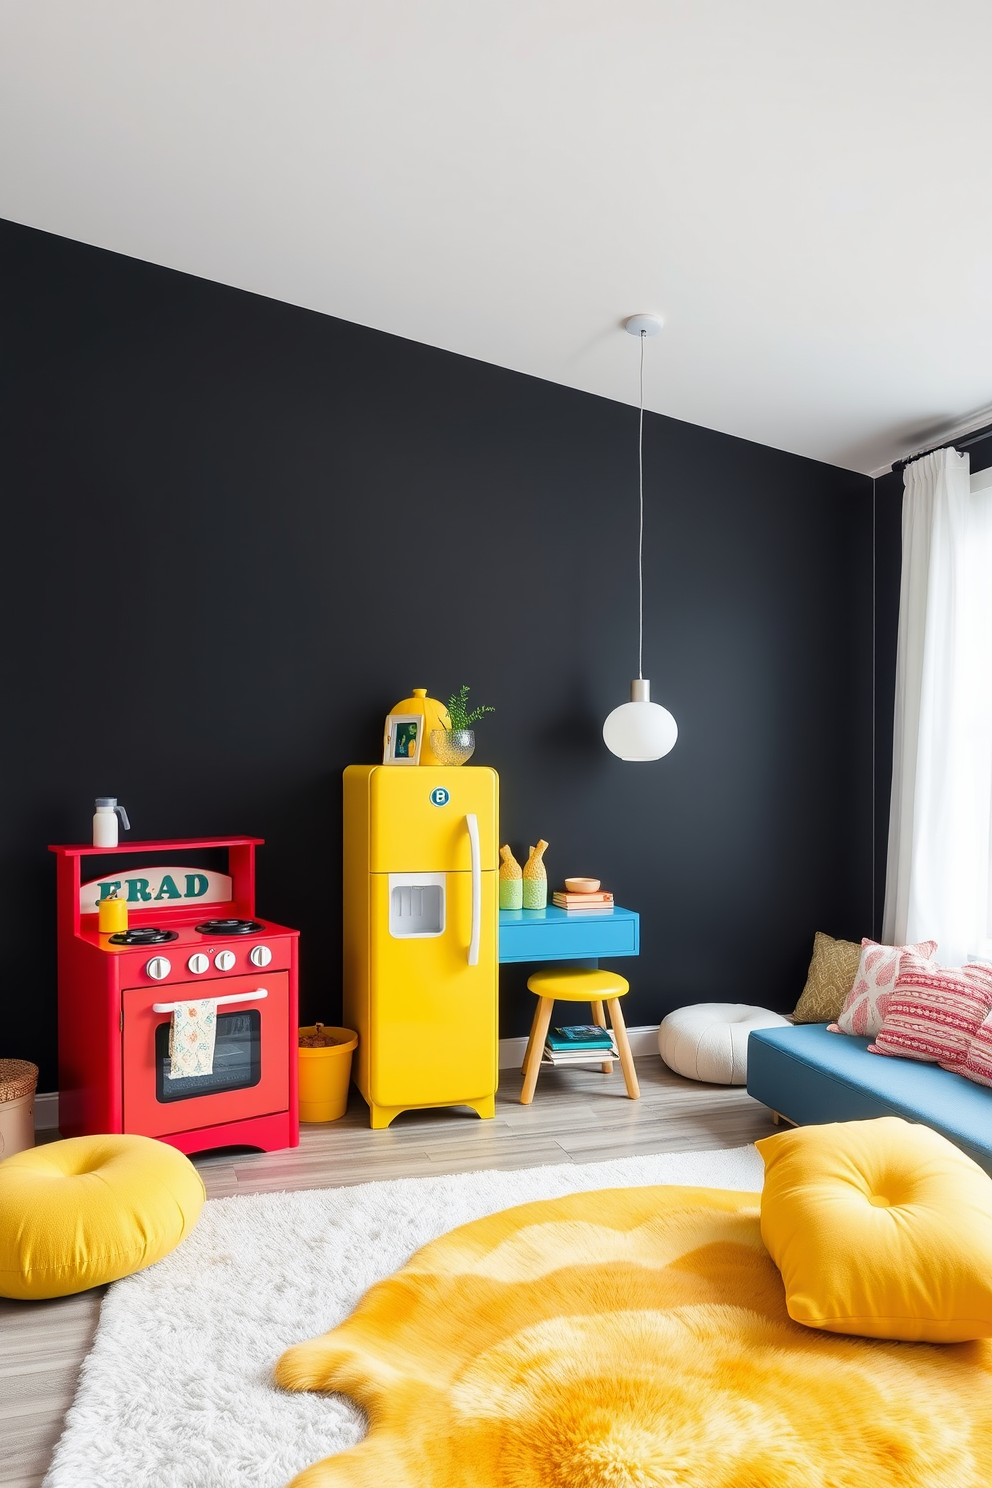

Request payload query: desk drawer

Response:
[499,913,638,962]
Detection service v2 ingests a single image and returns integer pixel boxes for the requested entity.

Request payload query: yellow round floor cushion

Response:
[0,1133,205,1300]
[757,1117,992,1342]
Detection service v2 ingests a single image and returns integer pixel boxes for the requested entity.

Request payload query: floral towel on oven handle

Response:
[168,1000,218,1079]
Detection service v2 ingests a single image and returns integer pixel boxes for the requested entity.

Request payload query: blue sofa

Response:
[747,1023,992,1175]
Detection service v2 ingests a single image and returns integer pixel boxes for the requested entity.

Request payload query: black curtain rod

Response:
[892,422,992,474]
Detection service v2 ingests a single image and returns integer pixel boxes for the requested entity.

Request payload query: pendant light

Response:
[602,315,679,762]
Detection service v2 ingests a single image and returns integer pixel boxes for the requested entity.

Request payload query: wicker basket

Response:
[0,1059,38,1103]
[0,1059,39,1158]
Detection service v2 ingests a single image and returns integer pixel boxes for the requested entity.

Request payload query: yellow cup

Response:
[298,1027,358,1122]
[98,897,128,934]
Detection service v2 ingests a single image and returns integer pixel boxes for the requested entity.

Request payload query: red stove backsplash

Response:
[49,836,299,1156]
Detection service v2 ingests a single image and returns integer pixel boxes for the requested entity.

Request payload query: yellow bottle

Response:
[388,688,452,766]
[522,839,549,910]
[499,845,523,910]
[97,891,128,934]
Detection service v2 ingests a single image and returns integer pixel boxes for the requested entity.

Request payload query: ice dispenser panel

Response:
[388,873,446,938]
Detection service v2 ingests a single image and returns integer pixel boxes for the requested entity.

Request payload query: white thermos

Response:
[92,797,131,848]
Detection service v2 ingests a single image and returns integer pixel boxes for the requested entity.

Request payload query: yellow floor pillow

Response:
[758,1117,992,1342]
[0,1133,205,1300]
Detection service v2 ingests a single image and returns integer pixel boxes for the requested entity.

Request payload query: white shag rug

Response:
[45,1145,764,1488]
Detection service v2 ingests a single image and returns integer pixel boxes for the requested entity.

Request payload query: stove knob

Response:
[214,950,236,972]
[146,956,172,981]
[187,953,210,975]
[249,945,272,968]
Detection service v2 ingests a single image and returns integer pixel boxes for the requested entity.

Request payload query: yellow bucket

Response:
[298,1026,358,1122]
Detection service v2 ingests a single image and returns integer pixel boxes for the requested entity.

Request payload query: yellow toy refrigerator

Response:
[343,764,499,1129]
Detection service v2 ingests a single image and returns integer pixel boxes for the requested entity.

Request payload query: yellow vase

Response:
[499,845,523,910]
[522,839,549,910]
[389,688,452,766]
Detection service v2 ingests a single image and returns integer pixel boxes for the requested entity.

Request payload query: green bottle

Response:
[522,840,549,910]
[499,845,523,910]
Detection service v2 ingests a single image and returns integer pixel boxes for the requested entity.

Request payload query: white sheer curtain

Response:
[883,447,992,964]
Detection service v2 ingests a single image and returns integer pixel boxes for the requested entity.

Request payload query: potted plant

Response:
[430,686,495,765]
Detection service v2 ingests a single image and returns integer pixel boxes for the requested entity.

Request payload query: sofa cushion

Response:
[757,1117,992,1342]
[745,1024,992,1175]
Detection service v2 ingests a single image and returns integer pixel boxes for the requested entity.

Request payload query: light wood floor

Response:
[0,1055,776,1488]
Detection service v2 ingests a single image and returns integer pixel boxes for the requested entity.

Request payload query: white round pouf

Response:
[658,1003,791,1085]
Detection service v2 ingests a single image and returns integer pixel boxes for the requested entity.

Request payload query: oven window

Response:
[155,1010,261,1103]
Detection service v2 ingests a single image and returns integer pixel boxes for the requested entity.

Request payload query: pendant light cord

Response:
[638,328,645,680]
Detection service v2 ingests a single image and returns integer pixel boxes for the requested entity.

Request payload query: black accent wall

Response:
[1,218,881,1093]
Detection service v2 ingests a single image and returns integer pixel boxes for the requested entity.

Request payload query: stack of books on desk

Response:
[542,1024,617,1065]
[551,890,614,911]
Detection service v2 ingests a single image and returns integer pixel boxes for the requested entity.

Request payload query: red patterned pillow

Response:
[829,938,937,1038]
[868,954,992,1065]
[951,1008,992,1088]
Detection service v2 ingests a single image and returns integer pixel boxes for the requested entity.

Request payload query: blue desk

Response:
[498,905,639,963]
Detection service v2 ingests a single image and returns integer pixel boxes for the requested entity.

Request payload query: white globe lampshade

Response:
[603,679,678,761]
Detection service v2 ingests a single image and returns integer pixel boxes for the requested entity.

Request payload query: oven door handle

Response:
[152,988,269,1014]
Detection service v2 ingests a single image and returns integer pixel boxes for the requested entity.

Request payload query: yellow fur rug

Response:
[276,1184,992,1487]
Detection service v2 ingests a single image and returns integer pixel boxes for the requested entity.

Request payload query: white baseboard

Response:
[34,1091,59,1131]
[34,1031,663,1126]
[499,1024,659,1069]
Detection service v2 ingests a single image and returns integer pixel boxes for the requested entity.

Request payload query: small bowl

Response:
[564,877,601,894]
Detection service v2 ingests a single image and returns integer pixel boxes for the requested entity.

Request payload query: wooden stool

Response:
[520,967,640,1105]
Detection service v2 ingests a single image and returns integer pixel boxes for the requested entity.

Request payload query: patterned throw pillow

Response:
[868,953,992,1065]
[949,1007,992,1088]
[792,932,862,1023]
[829,938,938,1038]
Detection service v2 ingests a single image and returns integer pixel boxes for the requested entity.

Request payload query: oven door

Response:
[122,972,290,1138]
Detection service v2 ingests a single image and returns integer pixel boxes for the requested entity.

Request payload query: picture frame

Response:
[383,713,423,765]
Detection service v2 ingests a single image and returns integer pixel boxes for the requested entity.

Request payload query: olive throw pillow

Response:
[791,932,862,1023]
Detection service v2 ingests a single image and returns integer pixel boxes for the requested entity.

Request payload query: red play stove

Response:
[49,836,299,1155]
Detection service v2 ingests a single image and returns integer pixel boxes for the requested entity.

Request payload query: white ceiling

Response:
[2,1,992,474]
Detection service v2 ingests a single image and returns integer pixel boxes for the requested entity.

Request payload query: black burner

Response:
[107,927,179,946]
[195,918,265,936]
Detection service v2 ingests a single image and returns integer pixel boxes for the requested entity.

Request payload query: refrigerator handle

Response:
[466,813,481,966]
